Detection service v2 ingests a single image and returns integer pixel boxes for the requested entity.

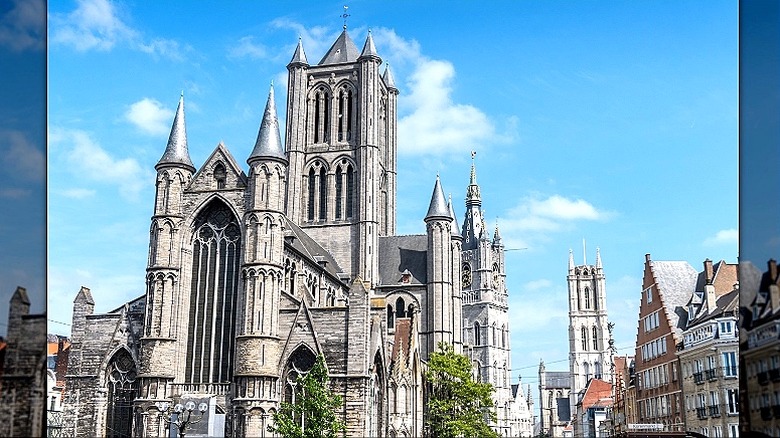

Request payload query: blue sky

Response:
[47,0,737,415]
[0,0,46,336]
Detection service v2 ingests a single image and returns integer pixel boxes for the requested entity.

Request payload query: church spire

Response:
[466,151,481,205]
[568,248,575,271]
[359,29,381,61]
[447,194,461,238]
[425,175,450,221]
[596,247,602,268]
[383,63,397,91]
[288,37,308,67]
[248,83,287,165]
[156,93,195,172]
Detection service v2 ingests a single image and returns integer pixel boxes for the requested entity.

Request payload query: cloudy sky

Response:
[0,0,46,335]
[47,0,737,416]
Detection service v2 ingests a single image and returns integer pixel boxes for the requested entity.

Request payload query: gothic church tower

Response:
[460,158,513,435]
[284,28,398,286]
[567,246,611,409]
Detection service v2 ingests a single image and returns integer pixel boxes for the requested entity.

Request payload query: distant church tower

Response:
[567,245,611,408]
[460,157,513,435]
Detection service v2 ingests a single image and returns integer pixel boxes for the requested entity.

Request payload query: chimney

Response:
[704,259,714,284]
[770,259,778,283]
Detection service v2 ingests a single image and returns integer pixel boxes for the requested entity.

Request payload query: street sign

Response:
[628,423,664,430]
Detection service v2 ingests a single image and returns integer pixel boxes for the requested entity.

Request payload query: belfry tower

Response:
[567,245,611,409]
[284,28,398,286]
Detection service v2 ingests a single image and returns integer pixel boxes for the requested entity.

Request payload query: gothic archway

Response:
[105,349,138,438]
[185,199,241,383]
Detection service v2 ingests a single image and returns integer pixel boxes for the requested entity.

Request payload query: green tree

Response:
[426,342,500,438]
[269,354,345,438]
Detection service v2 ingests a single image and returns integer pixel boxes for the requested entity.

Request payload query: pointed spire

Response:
[156,93,195,172]
[447,194,461,238]
[248,83,287,165]
[425,175,450,221]
[359,29,381,61]
[319,29,360,65]
[383,63,398,91]
[493,221,503,246]
[569,249,575,271]
[10,286,30,305]
[466,150,481,204]
[288,37,309,67]
[596,247,602,268]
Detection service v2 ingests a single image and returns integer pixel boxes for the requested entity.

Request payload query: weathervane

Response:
[341,5,350,30]
[471,150,476,160]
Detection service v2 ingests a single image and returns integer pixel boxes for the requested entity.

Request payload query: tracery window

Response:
[585,287,591,309]
[106,349,138,438]
[283,346,317,424]
[336,85,354,142]
[593,326,599,350]
[581,326,588,351]
[312,88,330,144]
[474,321,482,345]
[334,161,356,220]
[185,200,241,383]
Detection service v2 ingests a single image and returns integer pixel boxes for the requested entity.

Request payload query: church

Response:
[61,27,526,437]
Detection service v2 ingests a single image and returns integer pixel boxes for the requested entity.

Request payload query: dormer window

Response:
[400,269,411,284]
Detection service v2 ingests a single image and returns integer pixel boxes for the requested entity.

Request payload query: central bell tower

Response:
[284,28,398,285]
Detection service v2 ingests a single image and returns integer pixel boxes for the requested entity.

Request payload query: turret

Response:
[6,286,30,342]
[285,38,310,221]
[424,176,454,357]
[448,195,463,352]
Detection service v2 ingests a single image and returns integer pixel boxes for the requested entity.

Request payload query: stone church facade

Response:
[61,28,519,437]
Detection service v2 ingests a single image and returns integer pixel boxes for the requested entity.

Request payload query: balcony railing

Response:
[705,369,716,381]
[169,382,232,397]
[708,405,720,417]
[758,371,770,385]
[693,372,704,384]
[696,407,707,419]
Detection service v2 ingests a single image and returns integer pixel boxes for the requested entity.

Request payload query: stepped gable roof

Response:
[578,378,613,408]
[650,260,698,340]
[319,29,360,65]
[378,235,428,285]
[284,219,346,281]
[542,371,571,389]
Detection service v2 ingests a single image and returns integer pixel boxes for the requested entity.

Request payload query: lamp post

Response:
[156,400,208,438]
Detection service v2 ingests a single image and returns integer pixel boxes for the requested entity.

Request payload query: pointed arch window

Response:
[387,304,394,328]
[282,346,317,427]
[335,166,343,219]
[395,297,406,318]
[105,349,138,438]
[313,88,331,144]
[337,86,354,142]
[581,326,588,351]
[594,286,599,310]
[214,162,226,189]
[346,164,354,218]
[593,326,599,350]
[319,167,327,220]
[584,287,591,309]
[307,168,316,221]
[474,321,482,345]
[186,201,240,384]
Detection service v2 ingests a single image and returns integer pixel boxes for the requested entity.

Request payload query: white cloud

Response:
[49,0,137,51]
[59,188,97,199]
[50,127,148,200]
[125,98,174,135]
[0,0,44,52]
[50,0,188,59]
[1,130,45,181]
[228,36,268,59]
[703,228,738,246]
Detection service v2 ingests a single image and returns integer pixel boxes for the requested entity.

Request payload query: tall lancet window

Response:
[346,164,354,218]
[312,87,330,144]
[186,200,241,384]
[593,326,599,350]
[307,168,316,221]
[335,166,343,219]
[584,287,591,309]
[337,86,354,142]
[105,349,137,438]
[319,167,327,220]
[594,286,599,310]
[581,326,588,351]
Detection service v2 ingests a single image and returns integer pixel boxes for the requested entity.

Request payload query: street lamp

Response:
[156,400,208,437]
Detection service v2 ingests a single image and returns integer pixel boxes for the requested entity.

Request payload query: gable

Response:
[189,142,248,191]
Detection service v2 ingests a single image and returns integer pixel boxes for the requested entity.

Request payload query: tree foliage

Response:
[426,342,500,438]
[269,354,345,438]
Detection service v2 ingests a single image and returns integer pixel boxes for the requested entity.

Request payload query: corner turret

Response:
[155,93,195,173]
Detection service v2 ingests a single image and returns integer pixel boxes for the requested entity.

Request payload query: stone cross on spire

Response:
[341,5,350,29]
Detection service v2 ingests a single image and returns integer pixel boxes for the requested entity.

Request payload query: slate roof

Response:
[156,94,195,172]
[378,235,428,285]
[284,219,347,282]
[543,371,571,389]
[650,260,698,340]
[687,288,739,327]
[248,84,286,163]
[319,30,360,65]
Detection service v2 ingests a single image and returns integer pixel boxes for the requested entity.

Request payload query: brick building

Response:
[633,254,696,433]
[60,27,519,437]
